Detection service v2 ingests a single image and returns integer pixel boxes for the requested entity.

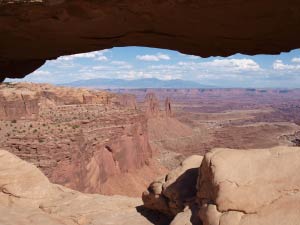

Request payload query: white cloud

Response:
[157,53,170,60]
[31,70,51,76]
[178,58,261,72]
[136,53,170,61]
[111,61,128,65]
[273,59,300,71]
[58,50,109,61]
[111,61,132,69]
[189,55,200,59]
[204,59,261,71]
[96,55,108,61]
[292,57,300,63]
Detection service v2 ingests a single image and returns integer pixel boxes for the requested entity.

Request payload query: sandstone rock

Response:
[198,146,300,225]
[1,0,300,80]
[115,94,137,110]
[170,207,193,225]
[0,149,157,225]
[0,82,116,120]
[165,97,172,117]
[145,93,160,117]
[0,83,163,197]
[143,155,203,216]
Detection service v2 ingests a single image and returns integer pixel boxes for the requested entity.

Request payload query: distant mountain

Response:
[61,78,214,89]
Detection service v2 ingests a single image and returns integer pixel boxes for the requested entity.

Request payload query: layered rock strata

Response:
[0,83,164,197]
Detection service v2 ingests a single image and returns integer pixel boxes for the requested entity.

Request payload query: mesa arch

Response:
[1,0,300,81]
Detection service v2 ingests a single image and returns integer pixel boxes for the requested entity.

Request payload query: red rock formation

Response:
[0,83,164,197]
[143,146,300,225]
[114,94,137,110]
[0,84,39,120]
[49,118,155,195]
[0,149,165,225]
[165,97,172,117]
[1,0,300,80]
[145,93,160,117]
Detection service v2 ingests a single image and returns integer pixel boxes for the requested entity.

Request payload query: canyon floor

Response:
[1,83,300,224]
[115,88,300,169]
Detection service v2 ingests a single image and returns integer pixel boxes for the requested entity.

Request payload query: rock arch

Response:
[1,0,300,80]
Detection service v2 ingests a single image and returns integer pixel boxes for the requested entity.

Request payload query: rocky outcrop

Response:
[115,94,137,110]
[0,149,162,225]
[145,93,160,117]
[143,155,203,216]
[165,97,172,117]
[198,146,300,225]
[170,207,194,225]
[0,83,164,197]
[143,146,300,225]
[49,120,157,196]
[0,82,115,120]
[1,0,300,80]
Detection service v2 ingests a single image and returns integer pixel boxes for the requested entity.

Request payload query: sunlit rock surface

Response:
[0,149,157,225]
[0,83,166,197]
[198,147,300,225]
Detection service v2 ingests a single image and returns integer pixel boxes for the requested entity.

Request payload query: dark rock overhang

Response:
[1,0,300,81]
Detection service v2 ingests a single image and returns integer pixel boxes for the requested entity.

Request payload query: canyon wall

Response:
[0,83,164,197]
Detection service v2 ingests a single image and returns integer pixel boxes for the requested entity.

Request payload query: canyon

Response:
[1,0,300,223]
[0,82,168,197]
[1,83,300,224]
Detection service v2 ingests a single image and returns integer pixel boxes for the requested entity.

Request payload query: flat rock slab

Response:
[0,149,154,225]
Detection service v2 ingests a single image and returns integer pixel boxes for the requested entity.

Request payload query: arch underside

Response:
[1,0,300,80]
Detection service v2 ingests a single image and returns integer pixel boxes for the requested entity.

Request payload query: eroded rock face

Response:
[198,146,300,225]
[143,155,203,216]
[0,83,164,197]
[165,97,172,117]
[143,146,300,225]
[0,82,116,120]
[145,93,160,117]
[1,0,300,80]
[0,149,157,225]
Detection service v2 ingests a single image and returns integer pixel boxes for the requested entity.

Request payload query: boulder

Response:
[143,155,203,216]
[170,207,193,225]
[198,146,300,225]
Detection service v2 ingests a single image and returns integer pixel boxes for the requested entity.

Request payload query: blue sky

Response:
[6,47,300,88]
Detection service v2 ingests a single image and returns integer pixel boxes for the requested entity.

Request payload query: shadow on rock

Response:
[142,155,204,225]
[136,206,173,225]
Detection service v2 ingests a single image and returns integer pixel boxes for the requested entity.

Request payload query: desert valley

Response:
[1,0,300,223]
[1,82,300,224]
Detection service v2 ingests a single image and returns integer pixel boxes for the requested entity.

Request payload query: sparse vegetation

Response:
[72,125,80,129]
